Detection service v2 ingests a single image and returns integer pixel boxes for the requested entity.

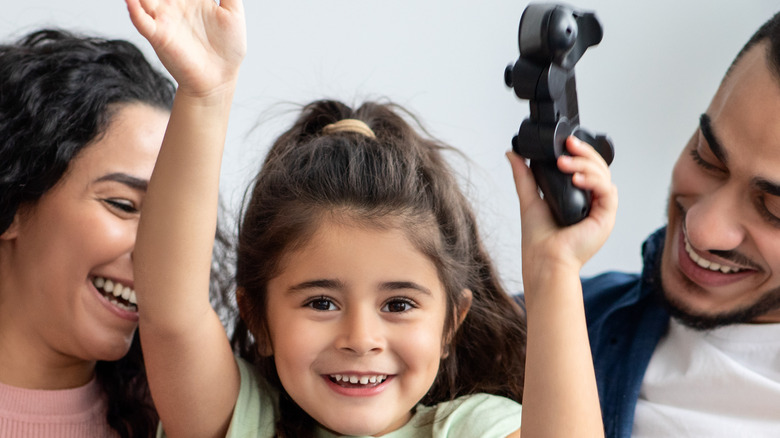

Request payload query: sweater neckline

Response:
[0,376,104,417]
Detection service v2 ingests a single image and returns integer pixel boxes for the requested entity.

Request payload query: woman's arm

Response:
[127,1,246,436]
[509,136,616,437]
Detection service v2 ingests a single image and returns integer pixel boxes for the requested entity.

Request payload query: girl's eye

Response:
[104,199,139,214]
[381,298,416,313]
[305,296,337,311]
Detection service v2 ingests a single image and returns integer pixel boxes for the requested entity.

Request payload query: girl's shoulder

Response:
[160,357,279,438]
[416,393,522,437]
[226,357,279,438]
[217,360,523,438]
[315,393,523,438]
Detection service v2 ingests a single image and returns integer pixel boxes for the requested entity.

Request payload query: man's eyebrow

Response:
[755,179,780,197]
[700,113,729,164]
[95,173,148,191]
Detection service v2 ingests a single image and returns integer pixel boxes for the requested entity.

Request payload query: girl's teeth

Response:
[95,277,105,288]
[331,374,387,385]
[113,283,124,297]
[104,279,114,293]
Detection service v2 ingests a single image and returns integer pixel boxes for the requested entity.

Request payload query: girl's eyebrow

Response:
[95,172,149,191]
[380,281,432,296]
[288,279,343,292]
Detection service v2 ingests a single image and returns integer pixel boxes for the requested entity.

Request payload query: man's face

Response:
[662,41,780,329]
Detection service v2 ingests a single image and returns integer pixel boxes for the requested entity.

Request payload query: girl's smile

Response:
[323,373,393,397]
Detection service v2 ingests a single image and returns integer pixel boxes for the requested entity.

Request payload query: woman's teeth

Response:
[330,374,387,385]
[685,240,741,274]
[92,276,137,311]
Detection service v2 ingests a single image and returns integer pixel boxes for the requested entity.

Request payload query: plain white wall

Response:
[4,1,778,293]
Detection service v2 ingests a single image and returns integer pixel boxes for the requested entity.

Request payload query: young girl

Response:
[128,1,612,437]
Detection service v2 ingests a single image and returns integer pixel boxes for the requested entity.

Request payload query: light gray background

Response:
[4,1,778,292]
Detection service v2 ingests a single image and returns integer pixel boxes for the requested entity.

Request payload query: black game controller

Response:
[505,2,614,226]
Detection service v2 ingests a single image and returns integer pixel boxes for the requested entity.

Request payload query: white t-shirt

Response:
[633,318,780,437]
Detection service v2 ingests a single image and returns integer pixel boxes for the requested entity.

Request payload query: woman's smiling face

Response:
[0,103,169,381]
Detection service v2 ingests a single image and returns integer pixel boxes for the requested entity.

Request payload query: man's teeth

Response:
[92,276,137,305]
[685,240,741,274]
[331,374,387,385]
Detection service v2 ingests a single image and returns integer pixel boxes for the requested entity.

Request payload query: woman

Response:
[0,28,174,437]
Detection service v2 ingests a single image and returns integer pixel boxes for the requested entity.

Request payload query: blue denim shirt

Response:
[581,227,670,437]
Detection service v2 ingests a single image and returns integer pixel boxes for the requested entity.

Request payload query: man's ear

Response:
[236,287,273,357]
[442,289,473,358]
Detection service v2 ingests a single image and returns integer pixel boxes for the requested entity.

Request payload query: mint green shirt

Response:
[222,357,522,438]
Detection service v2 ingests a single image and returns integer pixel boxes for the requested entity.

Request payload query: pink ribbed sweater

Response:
[0,377,115,437]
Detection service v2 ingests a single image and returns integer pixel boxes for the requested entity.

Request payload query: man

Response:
[584,11,780,437]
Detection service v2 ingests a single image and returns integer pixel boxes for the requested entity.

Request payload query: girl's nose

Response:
[335,306,385,355]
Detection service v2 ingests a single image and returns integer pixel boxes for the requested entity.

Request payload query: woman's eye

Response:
[306,297,337,311]
[104,199,138,214]
[382,298,416,313]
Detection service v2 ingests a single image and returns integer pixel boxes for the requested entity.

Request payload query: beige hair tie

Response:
[322,119,376,139]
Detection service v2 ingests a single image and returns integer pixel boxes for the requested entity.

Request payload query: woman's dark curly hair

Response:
[0,29,175,437]
[232,100,527,437]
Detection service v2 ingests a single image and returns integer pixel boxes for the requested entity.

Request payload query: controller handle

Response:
[513,127,613,226]
[504,2,614,226]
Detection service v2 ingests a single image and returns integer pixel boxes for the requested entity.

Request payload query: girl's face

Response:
[265,218,451,436]
[0,103,169,386]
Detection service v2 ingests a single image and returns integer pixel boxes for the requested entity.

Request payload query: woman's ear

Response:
[441,289,473,358]
[0,212,21,240]
[236,287,273,357]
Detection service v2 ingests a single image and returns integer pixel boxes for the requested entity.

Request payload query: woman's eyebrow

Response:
[95,172,149,191]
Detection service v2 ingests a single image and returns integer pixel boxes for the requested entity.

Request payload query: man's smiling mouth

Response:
[684,237,744,274]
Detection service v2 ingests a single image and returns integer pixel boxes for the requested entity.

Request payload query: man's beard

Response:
[660,202,780,330]
[661,282,780,330]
